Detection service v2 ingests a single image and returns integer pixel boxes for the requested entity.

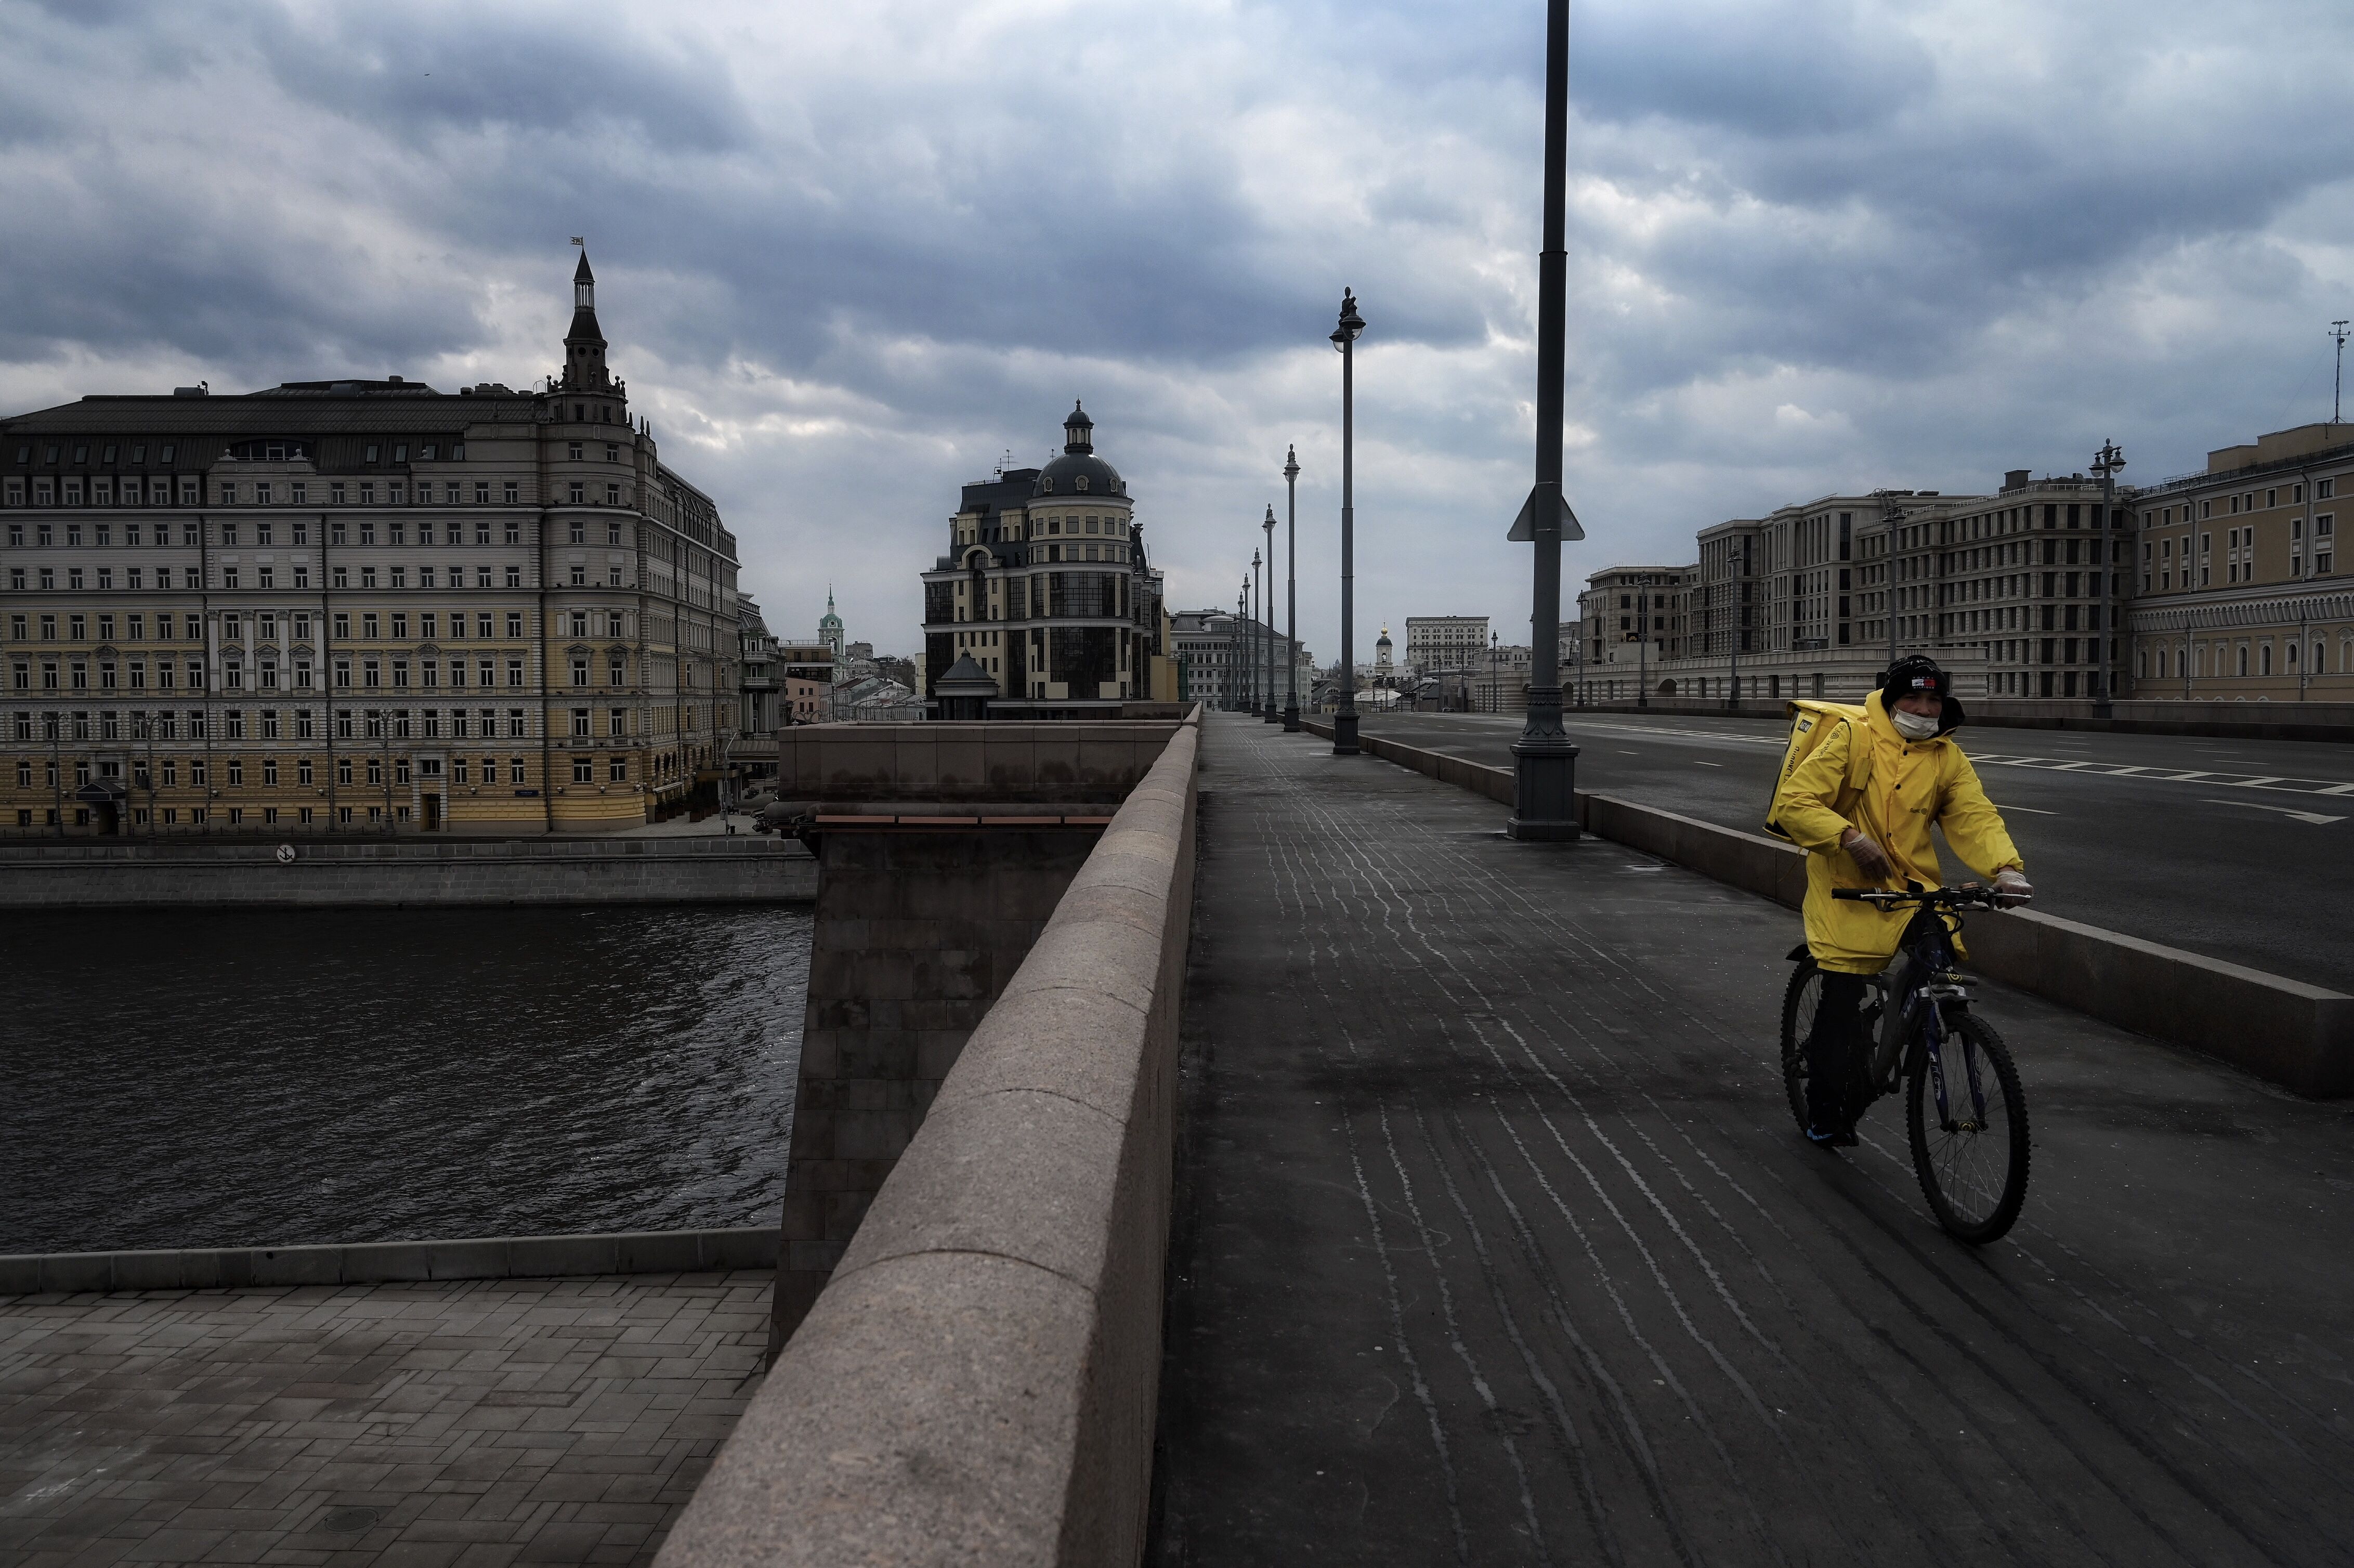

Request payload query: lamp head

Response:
[1330,288,1365,349]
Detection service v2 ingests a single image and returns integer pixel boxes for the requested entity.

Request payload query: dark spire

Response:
[1063,400,1093,454]
[560,245,610,392]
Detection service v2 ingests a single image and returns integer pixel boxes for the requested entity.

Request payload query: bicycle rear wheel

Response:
[1906,1011,2030,1243]
[1778,959,1821,1133]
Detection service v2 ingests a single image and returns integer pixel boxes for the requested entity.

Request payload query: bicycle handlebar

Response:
[1832,884,2015,910]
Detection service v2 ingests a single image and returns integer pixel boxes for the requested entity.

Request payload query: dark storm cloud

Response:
[8,0,2354,645]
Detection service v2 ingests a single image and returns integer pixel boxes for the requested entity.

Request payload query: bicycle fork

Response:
[1915,995,1990,1134]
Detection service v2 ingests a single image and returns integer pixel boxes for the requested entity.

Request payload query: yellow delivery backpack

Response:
[1763,699,1872,841]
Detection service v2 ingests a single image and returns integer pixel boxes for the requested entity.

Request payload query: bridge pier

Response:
[770,812,1110,1358]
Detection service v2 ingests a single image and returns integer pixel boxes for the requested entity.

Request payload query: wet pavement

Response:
[1150,714,2354,1567]
[0,1272,767,1566]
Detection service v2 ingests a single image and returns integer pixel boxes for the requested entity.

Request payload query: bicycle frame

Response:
[1848,888,2001,1132]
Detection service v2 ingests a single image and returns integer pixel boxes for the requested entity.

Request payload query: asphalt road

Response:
[1360,710,2354,996]
[1152,717,2354,1567]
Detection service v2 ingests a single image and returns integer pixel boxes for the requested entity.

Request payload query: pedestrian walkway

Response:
[0,1272,767,1566]
[1150,714,2354,1566]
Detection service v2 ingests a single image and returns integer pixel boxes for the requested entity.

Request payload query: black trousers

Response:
[1805,971,1871,1133]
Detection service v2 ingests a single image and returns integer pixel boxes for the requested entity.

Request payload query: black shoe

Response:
[1805,1127,1843,1151]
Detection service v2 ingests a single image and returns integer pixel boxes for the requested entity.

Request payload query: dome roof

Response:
[1031,398,1124,497]
[1033,451,1124,496]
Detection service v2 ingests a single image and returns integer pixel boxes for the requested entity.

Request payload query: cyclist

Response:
[1777,655,2032,1147]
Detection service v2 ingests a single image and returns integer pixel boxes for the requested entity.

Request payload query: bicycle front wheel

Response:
[1906,1011,2030,1244]
[1778,959,1821,1134]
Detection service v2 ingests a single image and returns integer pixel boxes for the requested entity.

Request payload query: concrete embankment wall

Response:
[660,714,1201,1568]
[775,719,1183,802]
[0,837,817,907]
[0,1226,778,1295]
[1305,720,2354,1097]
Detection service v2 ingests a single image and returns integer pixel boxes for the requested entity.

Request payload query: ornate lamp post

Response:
[1283,446,1302,730]
[1234,582,1248,711]
[1248,555,1262,714]
[2091,438,2126,713]
[1261,507,1279,721]
[1330,290,1365,754]
[1503,0,1583,839]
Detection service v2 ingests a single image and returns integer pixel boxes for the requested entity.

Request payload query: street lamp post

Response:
[1248,557,1262,714]
[2091,439,2126,714]
[1331,290,1365,755]
[1262,507,1279,721]
[1283,447,1301,730]
[1637,592,1649,709]
[1504,0,1583,839]
[1233,584,1247,711]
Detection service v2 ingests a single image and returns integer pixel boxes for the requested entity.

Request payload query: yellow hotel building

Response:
[0,250,740,836]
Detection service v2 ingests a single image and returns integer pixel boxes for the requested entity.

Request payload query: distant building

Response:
[1404,616,1487,673]
[739,596,781,737]
[774,642,833,723]
[1171,609,1309,708]
[818,588,844,663]
[0,247,742,836]
[1375,624,1392,673]
[917,403,1166,717]
[2128,423,2353,700]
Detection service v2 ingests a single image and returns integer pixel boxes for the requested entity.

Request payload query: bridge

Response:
[4,709,2349,1565]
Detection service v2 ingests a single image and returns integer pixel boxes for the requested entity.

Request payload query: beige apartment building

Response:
[2127,423,2354,700]
[0,251,741,836]
[1403,615,1490,673]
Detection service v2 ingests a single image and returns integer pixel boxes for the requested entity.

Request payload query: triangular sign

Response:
[1507,484,1585,542]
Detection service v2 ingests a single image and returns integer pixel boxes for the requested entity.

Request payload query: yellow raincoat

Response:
[1777,690,2025,974]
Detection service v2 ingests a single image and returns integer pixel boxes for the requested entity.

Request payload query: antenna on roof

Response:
[2334,320,2350,424]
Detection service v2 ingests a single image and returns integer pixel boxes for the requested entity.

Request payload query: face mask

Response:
[1891,708,1940,741]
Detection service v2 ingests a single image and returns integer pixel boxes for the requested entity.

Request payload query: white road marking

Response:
[2199,798,2346,826]
[1994,803,2060,814]
[1693,761,1720,767]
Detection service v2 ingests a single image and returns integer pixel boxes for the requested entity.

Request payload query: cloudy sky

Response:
[6,0,2354,662]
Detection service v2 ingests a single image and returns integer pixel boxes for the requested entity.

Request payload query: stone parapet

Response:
[660,711,1200,1568]
[775,720,1183,803]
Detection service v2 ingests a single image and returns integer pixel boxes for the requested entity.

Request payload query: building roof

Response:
[1,384,542,439]
[934,654,999,696]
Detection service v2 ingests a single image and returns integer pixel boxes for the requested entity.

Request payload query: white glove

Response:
[1993,869,2033,907]
[1840,828,1893,881]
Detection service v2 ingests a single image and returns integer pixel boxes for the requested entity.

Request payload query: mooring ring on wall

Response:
[275,844,297,865]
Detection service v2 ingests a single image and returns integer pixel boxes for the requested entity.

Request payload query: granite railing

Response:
[657,710,1201,1566]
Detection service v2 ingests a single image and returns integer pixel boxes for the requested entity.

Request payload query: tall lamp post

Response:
[1283,446,1302,730]
[1331,290,1365,755]
[2091,438,2126,714]
[1503,0,1584,839]
[1248,555,1262,715]
[1234,583,1248,711]
[1261,507,1279,721]
[1637,591,1649,709]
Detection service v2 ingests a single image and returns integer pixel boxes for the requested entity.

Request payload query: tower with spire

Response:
[818,586,846,663]
[558,246,617,396]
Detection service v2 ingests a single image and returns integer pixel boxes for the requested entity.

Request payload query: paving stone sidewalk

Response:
[1150,714,2354,1567]
[0,1272,768,1566]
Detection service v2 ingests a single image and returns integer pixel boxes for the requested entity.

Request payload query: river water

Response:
[0,905,810,1255]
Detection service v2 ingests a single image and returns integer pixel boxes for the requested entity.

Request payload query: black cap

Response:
[1881,654,1966,733]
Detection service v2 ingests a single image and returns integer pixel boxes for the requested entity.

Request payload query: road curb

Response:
[1302,718,2354,1097]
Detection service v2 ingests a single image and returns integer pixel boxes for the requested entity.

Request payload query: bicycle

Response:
[1777,884,2031,1244]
